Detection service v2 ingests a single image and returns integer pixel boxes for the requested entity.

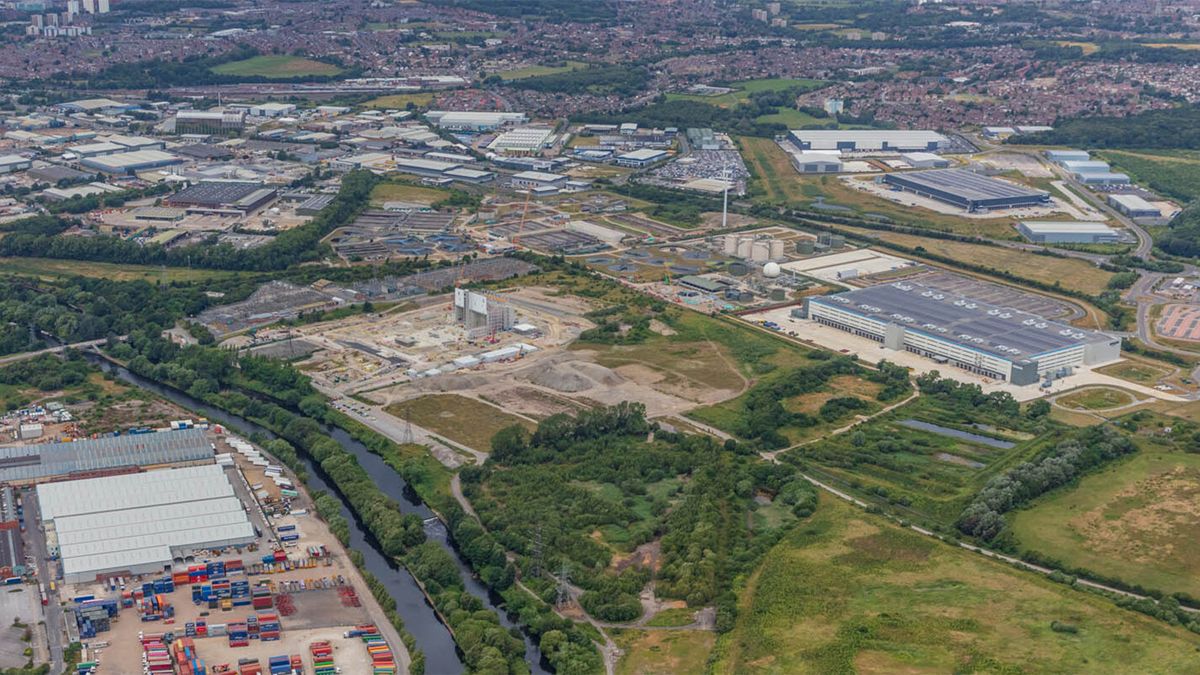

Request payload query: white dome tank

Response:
[762,262,782,278]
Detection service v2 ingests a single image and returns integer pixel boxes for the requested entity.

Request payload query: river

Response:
[87,355,548,674]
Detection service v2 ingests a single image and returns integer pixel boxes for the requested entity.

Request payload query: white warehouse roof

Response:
[1019,221,1119,235]
[39,464,256,584]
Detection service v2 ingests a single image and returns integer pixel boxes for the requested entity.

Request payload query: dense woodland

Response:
[466,402,815,634]
[1012,105,1200,150]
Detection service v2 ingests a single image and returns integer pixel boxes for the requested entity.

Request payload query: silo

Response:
[751,241,771,263]
[736,236,753,259]
[769,239,785,260]
[796,239,815,255]
[722,235,738,256]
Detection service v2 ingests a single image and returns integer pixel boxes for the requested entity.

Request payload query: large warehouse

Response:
[165,181,278,216]
[0,428,213,484]
[883,169,1050,212]
[788,130,948,152]
[803,281,1120,385]
[39,464,255,584]
[1017,221,1122,244]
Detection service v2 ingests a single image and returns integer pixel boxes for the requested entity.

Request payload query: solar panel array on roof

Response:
[0,428,211,483]
[811,281,1107,360]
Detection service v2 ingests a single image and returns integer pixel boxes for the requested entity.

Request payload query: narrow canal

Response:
[89,357,548,674]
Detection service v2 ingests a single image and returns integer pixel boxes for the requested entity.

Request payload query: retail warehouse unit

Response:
[1108,193,1163,219]
[0,428,212,484]
[882,168,1049,212]
[39,464,255,584]
[803,281,1120,384]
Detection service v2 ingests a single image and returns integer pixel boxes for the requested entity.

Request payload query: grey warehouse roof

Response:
[0,428,211,482]
[884,169,1047,204]
[811,281,1112,360]
[169,181,270,206]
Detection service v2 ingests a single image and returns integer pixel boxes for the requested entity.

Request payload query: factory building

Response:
[789,152,842,173]
[424,111,528,131]
[79,150,183,176]
[38,464,256,584]
[882,168,1050,212]
[510,170,568,190]
[1044,150,1091,164]
[788,130,948,152]
[615,148,668,168]
[1016,221,1122,244]
[165,181,278,216]
[487,127,554,155]
[900,152,950,169]
[1108,193,1162,219]
[454,289,514,339]
[803,281,1121,385]
[0,155,31,173]
[173,110,246,135]
[0,428,212,484]
[248,102,297,118]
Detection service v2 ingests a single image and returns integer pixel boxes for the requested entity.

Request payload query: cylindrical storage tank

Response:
[751,241,770,263]
[796,239,815,255]
[728,261,749,276]
[770,288,787,302]
[736,237,753,259]
[770,239,785,260]
[738,290,754,302]
[722,235,738,256]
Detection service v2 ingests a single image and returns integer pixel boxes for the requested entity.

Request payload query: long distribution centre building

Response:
[788,130,948,152]
[1016,221,1122,244]
[803,281,1120,385]
[883,168,1050,212]
[0,428,213,484]
[38,464,256,584]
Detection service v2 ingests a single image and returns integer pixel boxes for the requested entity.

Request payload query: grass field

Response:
[1057,387,1136,411]
[711,494,1200,674]
[613,629,714,675]
[384,394,535,452]
[1096,149,1200,203]
[361,92,435,109]
[668,78,827,108]
[1141,42,1200,50]
[1010,451,1200,598]
[495,61,588,80]
[368,181,450,206]
[753,107,830,128]
[739,136,810,203]
[843,229,1115,296]
[0,257,235,282]
[211,55,341,79]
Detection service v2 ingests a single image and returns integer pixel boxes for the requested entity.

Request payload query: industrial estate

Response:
[1,0,1200,674]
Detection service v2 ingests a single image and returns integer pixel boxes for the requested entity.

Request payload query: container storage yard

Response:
[5,424,407,674]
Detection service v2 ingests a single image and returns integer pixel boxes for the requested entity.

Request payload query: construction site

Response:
[289,285,588,396]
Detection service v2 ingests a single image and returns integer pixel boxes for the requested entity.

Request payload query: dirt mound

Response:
[526,358,625,393]
[415,373,490,392]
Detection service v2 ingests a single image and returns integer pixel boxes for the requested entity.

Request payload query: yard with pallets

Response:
[1009,449,1200,599]
[710,494,1200,674]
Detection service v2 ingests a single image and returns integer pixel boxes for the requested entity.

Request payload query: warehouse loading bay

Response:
[7,428,402,675]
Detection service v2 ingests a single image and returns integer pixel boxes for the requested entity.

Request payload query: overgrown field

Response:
[1098,149,1200,203]
[1009,450,1200,598]
[783,376,1051,526]
[711,494,1200,674]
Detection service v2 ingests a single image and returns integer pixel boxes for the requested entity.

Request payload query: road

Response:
[0,338,110,367]
[24,492,63,675]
